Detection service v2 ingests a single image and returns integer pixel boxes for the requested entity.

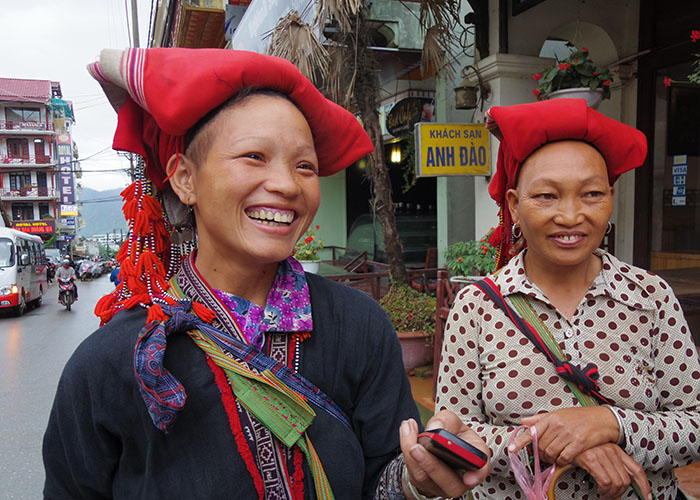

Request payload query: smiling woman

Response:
[42,48,492,500]
[436,99,700,500]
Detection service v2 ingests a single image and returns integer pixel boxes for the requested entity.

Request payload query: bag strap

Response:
[473,278,611,406]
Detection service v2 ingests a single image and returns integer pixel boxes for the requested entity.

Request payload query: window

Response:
[38,203,50,218]
[11,203,34,221]
[7,138,29,159]
[9,172,32,190]
[6,107,40,123]
[0,238,14,267]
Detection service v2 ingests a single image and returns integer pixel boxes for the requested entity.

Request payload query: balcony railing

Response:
[0,120,54,131]
[0,187,57,198]
[0,155,55,165]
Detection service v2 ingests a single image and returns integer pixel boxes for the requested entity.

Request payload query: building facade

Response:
[0,78,79,255]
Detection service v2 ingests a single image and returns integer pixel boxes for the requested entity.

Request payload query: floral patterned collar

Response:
[213,257,312,349]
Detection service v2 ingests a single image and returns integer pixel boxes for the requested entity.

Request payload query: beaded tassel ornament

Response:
[93,155,207,326]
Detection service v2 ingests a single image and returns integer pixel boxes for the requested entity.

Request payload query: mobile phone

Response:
[417,429,488,471]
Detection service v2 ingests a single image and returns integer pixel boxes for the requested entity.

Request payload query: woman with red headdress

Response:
[42,48,489,500]
[435,99,700,500]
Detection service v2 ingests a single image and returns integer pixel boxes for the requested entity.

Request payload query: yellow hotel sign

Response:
[415,123,490,176]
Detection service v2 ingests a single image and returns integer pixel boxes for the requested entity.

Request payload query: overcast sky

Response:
[4,0,153,191]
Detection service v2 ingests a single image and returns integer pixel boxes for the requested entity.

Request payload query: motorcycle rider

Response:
[56,259,78,301]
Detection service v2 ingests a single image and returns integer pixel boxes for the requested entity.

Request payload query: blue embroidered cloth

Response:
[213,257,313,348]
[133,300,350,433]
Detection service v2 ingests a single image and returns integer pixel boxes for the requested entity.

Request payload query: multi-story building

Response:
[0,78,79,254]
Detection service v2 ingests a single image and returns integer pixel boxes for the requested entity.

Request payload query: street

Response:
[0,275,114,499]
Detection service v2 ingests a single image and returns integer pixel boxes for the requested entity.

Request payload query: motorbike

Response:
[58,277,76,311]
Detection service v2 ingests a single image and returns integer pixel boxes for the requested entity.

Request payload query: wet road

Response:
[0,275,114,499]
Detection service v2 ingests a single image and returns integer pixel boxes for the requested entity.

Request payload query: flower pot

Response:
[547,88,604,110]
[299,260,320,273]
[397,331,433,372]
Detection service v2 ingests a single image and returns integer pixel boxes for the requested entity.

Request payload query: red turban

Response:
[88,48,373,189]
[485,98,647,269]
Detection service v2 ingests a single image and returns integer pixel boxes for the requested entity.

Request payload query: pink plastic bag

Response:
[507,425,556,500]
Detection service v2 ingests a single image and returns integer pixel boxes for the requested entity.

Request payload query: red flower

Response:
[593,71,599,76]
[582,47,589,52]
[533,73,542,81]
[457,257,462,262]
[664,76,672,87]
[532,89,540,98]
[558,63,570,71]
[603,79,611,86]
[691,30,700,42]
[304,236,313,243]
[315,225,320,229]
[572,59,579,64]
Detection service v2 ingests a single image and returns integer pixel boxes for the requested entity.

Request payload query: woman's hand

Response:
[508,407,619,465]
[572,443,651,500]
[400,410,490,499]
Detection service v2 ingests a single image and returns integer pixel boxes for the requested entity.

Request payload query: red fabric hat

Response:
[88,48,373,189]
[485,98,647,269]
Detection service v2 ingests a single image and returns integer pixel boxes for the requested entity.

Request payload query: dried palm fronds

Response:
[326,45,356,107]
[422,24,455,78]
[418,0,460,32]
[266,11,329,85]
[314,0,364,33]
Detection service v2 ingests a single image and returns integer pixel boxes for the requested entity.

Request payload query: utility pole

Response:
[130,0,140,48]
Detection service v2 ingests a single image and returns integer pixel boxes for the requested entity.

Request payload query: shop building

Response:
[0,78,79,253]
[149,1,700,276]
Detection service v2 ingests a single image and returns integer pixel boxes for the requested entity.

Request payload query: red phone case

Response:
[417,429,488,471]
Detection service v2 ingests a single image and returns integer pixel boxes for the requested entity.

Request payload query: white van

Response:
[0,228,48,316]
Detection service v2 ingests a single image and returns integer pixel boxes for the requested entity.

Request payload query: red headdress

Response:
[87,48,373,324]
[485,98,647,269]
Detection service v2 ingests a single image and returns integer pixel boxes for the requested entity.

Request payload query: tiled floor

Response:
[408,375,700,499]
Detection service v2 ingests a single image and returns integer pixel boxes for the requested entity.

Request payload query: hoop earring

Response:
[511,223,522,242]
[606,221,613,235]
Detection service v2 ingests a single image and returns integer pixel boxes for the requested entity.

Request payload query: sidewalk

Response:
[408,373,700,499]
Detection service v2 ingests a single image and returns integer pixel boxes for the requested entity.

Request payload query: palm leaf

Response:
[266,11,329,85]
[422,24,455,78]
[314,0,364,33]
[418,0,460,32]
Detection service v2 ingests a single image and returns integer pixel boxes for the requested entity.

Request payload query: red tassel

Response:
[191,301,216,323]
[122,199,138,220]
[134,211,150,235]
[116,241,129,262]
[120,182,136,201]
[139,251,165,276]
[147,303,168,323]
[94,291,117,318]
[141,194,163,220]
[489,225,503,247]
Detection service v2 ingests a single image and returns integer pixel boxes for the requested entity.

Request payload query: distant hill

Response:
[78,187,127,238]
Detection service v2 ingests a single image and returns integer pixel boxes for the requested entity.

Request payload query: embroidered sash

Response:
[132,256,347,499]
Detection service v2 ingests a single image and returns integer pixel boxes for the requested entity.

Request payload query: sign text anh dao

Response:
[415,123,490,177]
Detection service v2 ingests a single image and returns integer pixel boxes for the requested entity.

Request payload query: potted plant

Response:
[444,228,497,282]
[532,48,614,109]
[379,285,436,372]
[294,224,323,273]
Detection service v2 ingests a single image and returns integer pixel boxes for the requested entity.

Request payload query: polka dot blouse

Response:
[436,249,700,500]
